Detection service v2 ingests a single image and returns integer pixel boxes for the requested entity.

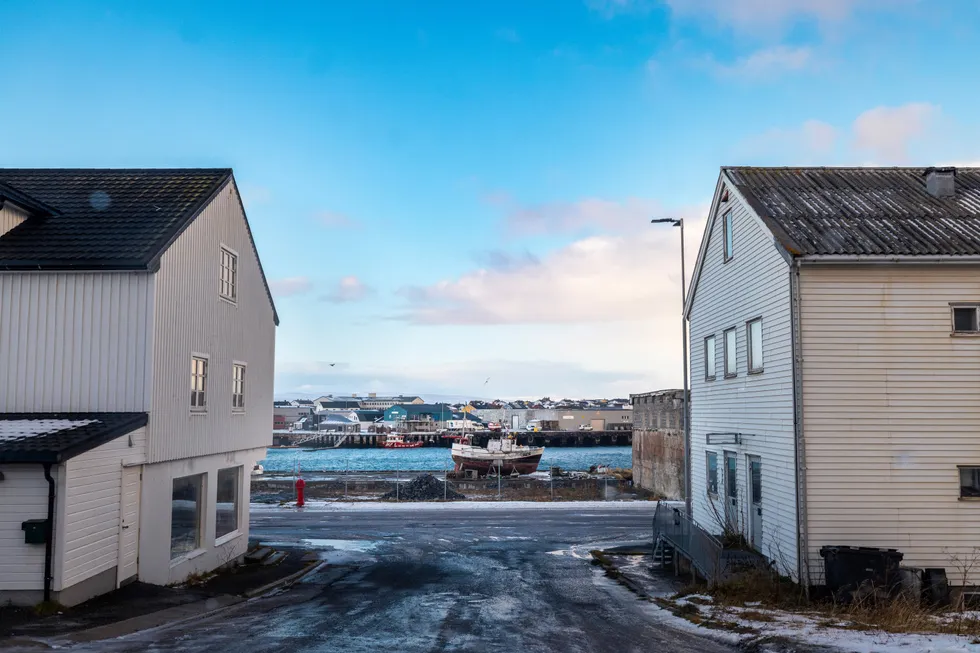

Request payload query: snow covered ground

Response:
[251,499,669,512]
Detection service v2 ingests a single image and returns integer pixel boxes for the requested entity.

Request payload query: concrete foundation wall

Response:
[632,429,684,499]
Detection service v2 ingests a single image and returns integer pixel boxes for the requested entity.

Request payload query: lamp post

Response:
[651,218,690,516]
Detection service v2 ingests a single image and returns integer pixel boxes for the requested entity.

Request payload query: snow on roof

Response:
[0,419,96,442]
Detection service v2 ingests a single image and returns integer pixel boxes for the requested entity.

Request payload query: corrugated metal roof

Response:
[725,167,980,256]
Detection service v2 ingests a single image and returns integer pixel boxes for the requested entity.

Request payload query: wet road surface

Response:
[46,504,737,653]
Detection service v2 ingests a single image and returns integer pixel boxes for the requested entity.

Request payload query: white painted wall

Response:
[800,264,980,584]
[0,202,28,238]
[688,183,799,578]
[56,427,146,592]
[0,272,155,412]
[0,465,50,591]
[148,181,276,464]
[138,446,265,586]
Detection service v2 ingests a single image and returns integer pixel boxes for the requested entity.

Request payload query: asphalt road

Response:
[46,504,737,653]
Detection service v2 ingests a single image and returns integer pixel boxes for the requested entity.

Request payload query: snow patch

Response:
[0,419,96,441]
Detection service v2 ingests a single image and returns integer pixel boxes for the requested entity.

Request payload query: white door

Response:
[117,465,142,585]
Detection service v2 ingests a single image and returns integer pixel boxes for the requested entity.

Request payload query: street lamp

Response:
[651,218,691,516]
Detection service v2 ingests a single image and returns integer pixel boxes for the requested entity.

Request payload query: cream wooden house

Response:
[0,169,277,606]
[687,166,980,585]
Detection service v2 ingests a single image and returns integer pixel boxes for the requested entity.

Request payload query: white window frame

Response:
[704,335,717,381]
[723,327,737,378]
[232,362,246,412]
[191,355,209,412]
[951,303,980,335]
[219,245,239,303]
[747,318,764,374]
[723,210,734,262]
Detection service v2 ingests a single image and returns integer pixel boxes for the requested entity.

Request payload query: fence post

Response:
[444,461,448,501]
[345,455,349,500]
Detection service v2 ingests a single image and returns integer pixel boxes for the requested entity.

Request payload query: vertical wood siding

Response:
[148,182,276,463]
[0,465,49,590]
[0,272,154,412]
[60,427,146,590]
[800,265,980,584]
[689,190,799,577]
[0,203,28,238]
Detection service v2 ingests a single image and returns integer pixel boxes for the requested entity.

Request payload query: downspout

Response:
[790,261,810,595]
[43,463,56,603]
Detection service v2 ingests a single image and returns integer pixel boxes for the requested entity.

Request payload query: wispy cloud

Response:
[495,27,520,43]
[663,0,909,32]
[709,45,816,79]
[488,194,662,237]
[585,0,656,18]
[269,276,313,298]
[475,249,540,272]
[852,103,938,164]
[321,276,374,303]
[316,211,361,229]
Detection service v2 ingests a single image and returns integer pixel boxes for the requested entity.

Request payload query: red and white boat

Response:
[451,434,544,476]
[384,433,424,449]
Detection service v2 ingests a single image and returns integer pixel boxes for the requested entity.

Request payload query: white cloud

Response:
[322,276,373,303]
[397,203,707,326]
[316,211,361,229]
[269,276,312,298]
[495,27,520,43]
[739,119,838,161]
[711,45,815,79]
[851,102,938,164]
[663,0,904,31]
[492,195,664,236]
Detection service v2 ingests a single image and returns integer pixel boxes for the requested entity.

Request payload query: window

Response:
[171,474,204,559]
[724,328,737,378]
[191,356,208,410]
[723,210,734,261]
[960,467,980,498]
[216,467,241,539]
[725,451,738,499]
[232,363,246,411]
[747,318,763,373]
[952,305,980,334]
[219,246,238,302]
[706,452,719,495]
[704,335,717,380]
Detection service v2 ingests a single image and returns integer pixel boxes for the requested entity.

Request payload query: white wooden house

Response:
[0,169,277,606]
[686,166,980,586]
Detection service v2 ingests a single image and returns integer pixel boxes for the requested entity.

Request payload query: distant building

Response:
[631,390,685,499]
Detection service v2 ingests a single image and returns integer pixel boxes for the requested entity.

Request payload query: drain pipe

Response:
[43,463,55,603]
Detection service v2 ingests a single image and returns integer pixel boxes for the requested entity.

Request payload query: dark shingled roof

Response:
[725,167,980,256]
[0,169,232,270]
[0,413,148,463]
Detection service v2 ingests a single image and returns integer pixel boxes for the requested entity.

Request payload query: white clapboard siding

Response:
[148,182,276,463]
[0,202,29,238]
[0,272,155,412]
[0,465,50,590]
[800,265,980,584]
[59,427,146,590]
[688,187,798,577]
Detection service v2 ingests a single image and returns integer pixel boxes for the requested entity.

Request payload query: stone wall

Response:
[630,389,685,499]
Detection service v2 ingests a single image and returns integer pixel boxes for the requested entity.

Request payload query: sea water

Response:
[260,445,631,473]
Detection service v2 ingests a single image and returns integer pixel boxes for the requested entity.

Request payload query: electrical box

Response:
[21,519,48,545]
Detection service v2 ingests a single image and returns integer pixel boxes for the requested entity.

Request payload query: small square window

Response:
[232,363,246,411]
[952,306,980,333]
[961,467,980,498]
[706,452,719,495]
[723,211,734,261]
[191,356,208,410]
[724,328,737,378]
[704,335,717,380]
[219,247,238,302]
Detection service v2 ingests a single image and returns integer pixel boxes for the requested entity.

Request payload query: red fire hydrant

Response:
[295,477,306,507]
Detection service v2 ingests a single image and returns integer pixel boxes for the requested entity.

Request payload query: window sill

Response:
[215,530,242,547]
[190,410,208,416]
[724,373,737,379]
[170,547,207,568]
[705,376,717,382]
[219,295,238,307]
[951,332,980,337]
[748,369,764,376]
[958,496,980,502]
[232,410,246,416]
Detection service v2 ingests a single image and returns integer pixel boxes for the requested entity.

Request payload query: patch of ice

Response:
[300,539,379,552]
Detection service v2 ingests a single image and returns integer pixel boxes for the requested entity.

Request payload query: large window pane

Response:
[705,335,716,380]
[706,452,718,495]
[171,474,204,559]
[724,328,737,377]
[216,467,241,538]
[747,319,763,373]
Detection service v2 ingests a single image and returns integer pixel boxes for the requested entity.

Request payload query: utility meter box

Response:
[22,519,48,545]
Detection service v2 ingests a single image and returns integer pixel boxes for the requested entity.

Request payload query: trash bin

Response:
[922,568,950,607]
[819,546,904,602]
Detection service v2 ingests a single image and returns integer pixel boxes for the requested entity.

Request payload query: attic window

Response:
[952,305,980,334]
[723,211,734,261]
[219,246,238,302]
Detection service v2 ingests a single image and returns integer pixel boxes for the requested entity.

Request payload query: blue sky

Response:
[2,0,979,399]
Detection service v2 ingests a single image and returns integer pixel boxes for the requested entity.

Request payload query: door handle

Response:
[122,525,130,529]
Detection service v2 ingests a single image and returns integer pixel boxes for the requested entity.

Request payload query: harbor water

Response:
[260,445,631,473]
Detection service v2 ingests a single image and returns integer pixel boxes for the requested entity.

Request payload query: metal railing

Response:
[653,501,767,584]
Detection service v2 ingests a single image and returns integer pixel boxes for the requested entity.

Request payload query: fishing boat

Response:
[451,434,544,476]
[384,433,424,449]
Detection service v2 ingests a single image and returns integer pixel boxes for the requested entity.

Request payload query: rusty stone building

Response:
[630,389,686,499]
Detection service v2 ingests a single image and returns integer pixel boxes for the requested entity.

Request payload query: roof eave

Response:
[799,255,980,264]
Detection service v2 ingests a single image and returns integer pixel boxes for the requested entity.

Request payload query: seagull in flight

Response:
[484,377,490,385]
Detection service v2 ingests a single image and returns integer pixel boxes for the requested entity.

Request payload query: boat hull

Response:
[451,452,543,476]
[385,441,424,449]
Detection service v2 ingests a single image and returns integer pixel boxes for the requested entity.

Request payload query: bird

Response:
[484,377,490,385]
[329,363,337,367]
